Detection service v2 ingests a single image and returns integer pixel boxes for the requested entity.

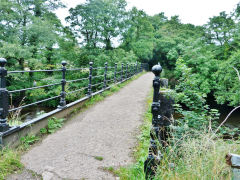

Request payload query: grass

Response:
[0,148,23,180]
[153,133,240,180]
[0,72,145,180]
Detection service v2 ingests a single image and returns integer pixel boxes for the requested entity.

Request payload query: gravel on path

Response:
[8,73,153,180]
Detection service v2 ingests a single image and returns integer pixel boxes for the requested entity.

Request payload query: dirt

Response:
[7,73,153,180]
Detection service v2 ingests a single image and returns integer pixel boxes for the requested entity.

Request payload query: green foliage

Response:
[20,135,39,149]
[47,117,65,134]
[66,0,127,49]
[0,148,23,180]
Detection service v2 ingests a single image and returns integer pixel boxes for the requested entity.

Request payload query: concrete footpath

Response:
[8,73,153,180]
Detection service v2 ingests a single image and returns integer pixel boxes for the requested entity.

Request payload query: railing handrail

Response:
[0,58,147,133]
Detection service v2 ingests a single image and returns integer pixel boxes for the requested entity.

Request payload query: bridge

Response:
[0,58,159,179]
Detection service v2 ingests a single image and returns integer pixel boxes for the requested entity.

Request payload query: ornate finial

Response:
[152,64,162,76]
[61,61,67,66]
[0,58,7,67]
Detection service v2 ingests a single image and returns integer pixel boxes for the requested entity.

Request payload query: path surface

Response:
[8,73,153,180]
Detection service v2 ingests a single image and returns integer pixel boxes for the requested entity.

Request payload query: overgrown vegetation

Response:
[0,149,23,180]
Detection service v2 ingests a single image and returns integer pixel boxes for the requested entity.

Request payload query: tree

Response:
[204,11,235,59]
[121,7,155,62]
[0,0,64,70]
[66,0,128,50]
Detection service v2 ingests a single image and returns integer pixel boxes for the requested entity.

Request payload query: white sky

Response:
[55,0,240,26]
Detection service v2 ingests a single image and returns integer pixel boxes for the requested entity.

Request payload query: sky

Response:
[55,0,240,26]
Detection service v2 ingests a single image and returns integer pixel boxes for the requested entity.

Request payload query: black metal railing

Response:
[0,58,146,133]
[144,63,174,179]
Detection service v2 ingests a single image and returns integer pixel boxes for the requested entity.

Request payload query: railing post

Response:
[140,63,143,72]
[88,62,93,96]
[58,61,67,109]
[121,63,123,82]
[114,63,117,83]
[135,62,137,75]
[104,62,108,89]
[130,64,132,77]
[0,58,10,132]
[144,63,162,179]
[126,63,128,79]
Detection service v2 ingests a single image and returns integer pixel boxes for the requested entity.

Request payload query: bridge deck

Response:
[8,73,153,180]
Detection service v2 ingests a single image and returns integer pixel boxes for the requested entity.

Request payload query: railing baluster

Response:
[0,58,9,132]
[130,64,132,77]
[114,63,117,83]
[104,62,108,89]
[126,63,128,79]
[121,63,123,82]
[88,62,93,96]
[135,62,137,75]
[58,61,67,109]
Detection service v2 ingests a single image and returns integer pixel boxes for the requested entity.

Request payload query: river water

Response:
[218,106,240,128]
[20,106,55,122]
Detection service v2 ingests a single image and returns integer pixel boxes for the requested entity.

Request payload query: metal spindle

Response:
[88,62,93,96]
[135,62,138,75]
[121,63,123,82]
[126,63,128,79]
[130,64,132,77]
[104,62,108,89]
[0,58,9,132]
[114,63,117,83]
[58,61,67,109]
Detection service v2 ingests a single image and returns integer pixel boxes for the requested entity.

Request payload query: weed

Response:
[40,128,48,134]
[0,148,23,180]
[20,135,39,149]
[47,117,65,134]
[103,166,115,173]
[94,156,104,161]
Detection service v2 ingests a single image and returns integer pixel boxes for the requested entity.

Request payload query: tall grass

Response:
[154,133,239,180]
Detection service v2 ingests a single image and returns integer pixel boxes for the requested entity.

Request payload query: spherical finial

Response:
[152,64,162,76]
[61,61,67,66]
[89,62,93,65]
[105,62,108,65]
[0,58,7,67]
